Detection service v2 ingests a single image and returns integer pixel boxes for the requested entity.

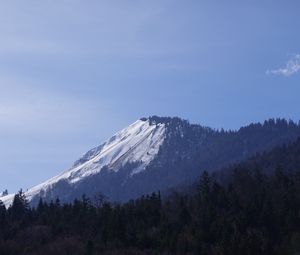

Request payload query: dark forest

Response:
[1,139,300,255]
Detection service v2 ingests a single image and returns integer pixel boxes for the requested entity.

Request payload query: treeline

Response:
[1,167,300,255]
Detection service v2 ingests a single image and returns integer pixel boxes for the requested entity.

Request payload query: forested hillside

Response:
[1,139,300,254]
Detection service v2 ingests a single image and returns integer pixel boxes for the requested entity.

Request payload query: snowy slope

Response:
[1,119,166,207]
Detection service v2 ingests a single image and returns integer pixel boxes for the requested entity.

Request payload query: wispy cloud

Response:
[0,75,116,137]
[267,54,300,77]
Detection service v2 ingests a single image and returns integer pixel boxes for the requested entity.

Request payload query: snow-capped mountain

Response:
[53,119,166,183]
[2,118,166,206]
[2,116,300,207]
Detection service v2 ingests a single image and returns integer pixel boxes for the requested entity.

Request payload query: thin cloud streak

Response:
[0,75,114,136]
[267,54,300,77]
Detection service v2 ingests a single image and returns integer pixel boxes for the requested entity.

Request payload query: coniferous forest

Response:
[1,139,300,254]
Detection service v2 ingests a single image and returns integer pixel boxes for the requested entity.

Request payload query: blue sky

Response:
[0,0,300,192]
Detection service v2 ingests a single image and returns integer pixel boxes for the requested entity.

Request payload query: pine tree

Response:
[1,189,8,196]
[10,189,29,221]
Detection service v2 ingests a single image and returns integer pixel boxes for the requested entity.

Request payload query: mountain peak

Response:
[55,118,167,182]
[2,118,167,207]
[140,116,189,126]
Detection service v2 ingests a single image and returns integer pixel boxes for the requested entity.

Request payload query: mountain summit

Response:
[2,116,300,206]
[2,117,166,206]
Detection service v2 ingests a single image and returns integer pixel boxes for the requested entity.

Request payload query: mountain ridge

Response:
[2,116,300,206]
